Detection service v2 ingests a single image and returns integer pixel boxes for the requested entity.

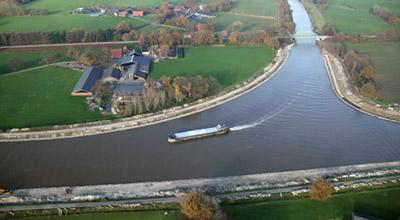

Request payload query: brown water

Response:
[0,0,399,189]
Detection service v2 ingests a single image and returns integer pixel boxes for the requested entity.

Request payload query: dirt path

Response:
[227,12,275,20]
[0,41,139,52]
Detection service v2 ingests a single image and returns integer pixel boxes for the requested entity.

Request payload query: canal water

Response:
[1,0,399,189]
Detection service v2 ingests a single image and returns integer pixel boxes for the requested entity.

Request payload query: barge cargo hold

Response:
[168,124,230,143]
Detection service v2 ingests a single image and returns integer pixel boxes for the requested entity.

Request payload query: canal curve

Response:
[1,0,399,189]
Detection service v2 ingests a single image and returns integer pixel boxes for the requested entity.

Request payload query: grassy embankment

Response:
[0,66,113,130]
[150,46,275,88]
[317,0,399,34]
[0,0,182,33]
[15,187,400,220]
[346,42,400,103]
[0,46,274,129]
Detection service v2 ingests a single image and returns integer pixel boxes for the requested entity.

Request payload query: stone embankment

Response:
[322,50,400,123]
[1,161,399,205]
[0,44,294,142]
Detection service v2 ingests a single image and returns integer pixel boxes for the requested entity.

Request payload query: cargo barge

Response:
[168,124,230,143]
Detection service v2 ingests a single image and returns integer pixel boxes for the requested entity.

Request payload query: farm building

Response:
[71,66,103,97]
[110,49,123,59]
[132,11,144,17]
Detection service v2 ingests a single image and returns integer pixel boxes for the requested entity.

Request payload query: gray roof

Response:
[72,66,103,93]
[134,56,151,74]
[114,80,145,96]
[103,66,122,79]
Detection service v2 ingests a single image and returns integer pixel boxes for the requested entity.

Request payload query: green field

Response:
[0,0,277,33]
[346,42,400,103]
[211,13,275,32]
[150,46,275,88]
[223,188,400,220]
[0,50,71,75]
[0,0,182,33]
[320,0,400,34]
[21,210,179,220]
[0,66,113,130]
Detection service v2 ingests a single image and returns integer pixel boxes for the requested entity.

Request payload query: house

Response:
[352,212,382,220]
[140,45,150,56]
[110,48,123,59]
[71,66,103,96]
[115,52,151,79]
[132,11,144,17]
[195,12,216,18]
[118,11,128,17]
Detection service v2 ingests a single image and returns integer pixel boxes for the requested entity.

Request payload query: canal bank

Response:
[0,44,293,142]
[1,161,399,207]
[322,50,400,123]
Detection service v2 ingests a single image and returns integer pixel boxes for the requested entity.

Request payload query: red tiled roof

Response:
[110,49,123,59]
[132,11,144,17]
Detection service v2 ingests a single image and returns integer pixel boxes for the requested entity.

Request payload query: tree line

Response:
[112,75,221,117]
[0,0,47,16]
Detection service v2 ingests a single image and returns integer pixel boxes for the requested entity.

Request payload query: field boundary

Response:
[0,44,294,142]
[322,49,400,123]
[226,12,275,20]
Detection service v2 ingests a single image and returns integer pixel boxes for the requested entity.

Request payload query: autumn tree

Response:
[180,190,218,220]
[175,15,189,28]
[138,33,146,45]
[232,21,243,32]
[309,179,332,202]
[229,32,240,45]
[360,82,377,99]
[115,21,133,35]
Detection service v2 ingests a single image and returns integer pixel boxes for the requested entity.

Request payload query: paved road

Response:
[1,175,398,212]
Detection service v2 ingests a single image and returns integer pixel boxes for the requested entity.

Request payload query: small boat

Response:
[168,124,230,144]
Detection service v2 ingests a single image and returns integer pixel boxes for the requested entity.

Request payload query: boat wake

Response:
[230,94,298,131]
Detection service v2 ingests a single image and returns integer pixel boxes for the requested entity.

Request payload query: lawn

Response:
[346,42,400,103]
[150,46,275,88]
[0,66,113,130]
[0,50,71,75]
[320,0,400,34]
[222,187,400,220]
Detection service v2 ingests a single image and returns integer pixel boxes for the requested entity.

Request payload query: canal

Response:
[1,0,399,189]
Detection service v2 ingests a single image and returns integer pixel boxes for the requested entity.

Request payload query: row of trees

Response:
[0,0,47,16]
[319,33,377,98]
[113,76,221,117]
[370,5,399,25]
[277,0,296,34]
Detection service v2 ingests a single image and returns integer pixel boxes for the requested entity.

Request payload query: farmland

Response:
[346,42,400,103]
[0,50,71,75]
[150,46,275,88]
[0,66,113,130]
[223,187,400,220]
[319,0,400,34]
[0,0,277,33]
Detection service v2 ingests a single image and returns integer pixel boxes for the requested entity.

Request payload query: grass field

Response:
[320,0,400,34]
[202,0,277,32]
[0,0,277,33]
[150,46,275,88]
[22,210,179,220]
[346,42,400,103]
[0,50,71,75]
[223,187,400,220]
[211,13,275,32]
[0,0,182,33]
[0,66,113,130]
